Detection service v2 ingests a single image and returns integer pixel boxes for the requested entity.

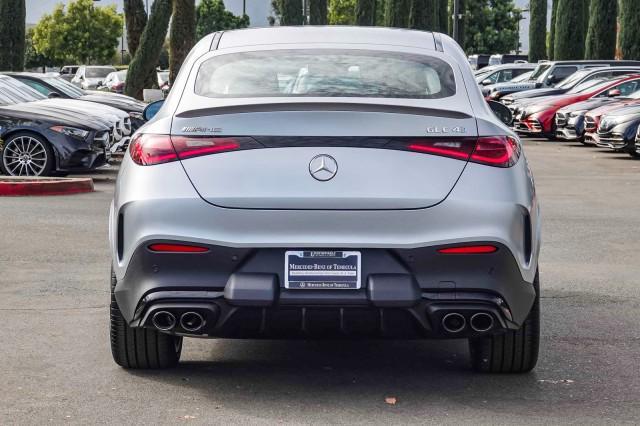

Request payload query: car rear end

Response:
[110,28,540,372]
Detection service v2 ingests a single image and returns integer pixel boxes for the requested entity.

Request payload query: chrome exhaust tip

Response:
[151,311,176,331]
[470,313,494,332]
[180,312,205,332]
[442,313,466,333]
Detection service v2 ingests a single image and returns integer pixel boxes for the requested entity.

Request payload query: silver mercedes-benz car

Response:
[109,27,541,373]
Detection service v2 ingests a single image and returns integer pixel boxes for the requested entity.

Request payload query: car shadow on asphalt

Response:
[126,339,542,408]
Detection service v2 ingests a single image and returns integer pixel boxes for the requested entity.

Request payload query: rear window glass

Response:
[195,49,456,99]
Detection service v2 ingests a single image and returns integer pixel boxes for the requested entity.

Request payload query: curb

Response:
[0,177,94,196]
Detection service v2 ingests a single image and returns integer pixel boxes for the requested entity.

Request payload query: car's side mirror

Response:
[481,79,493,86]
[487,100,513,126]
[143,100,164,121]
[607,89,621,97]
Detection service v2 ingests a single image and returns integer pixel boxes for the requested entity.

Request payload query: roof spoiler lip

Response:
[175,102,473,120]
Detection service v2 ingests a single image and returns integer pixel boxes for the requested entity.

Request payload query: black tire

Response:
[468,270,540,373]
[110,268,182,369]
[0,132,55,176]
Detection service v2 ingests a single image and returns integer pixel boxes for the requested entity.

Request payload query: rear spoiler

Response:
[175,102,472,119]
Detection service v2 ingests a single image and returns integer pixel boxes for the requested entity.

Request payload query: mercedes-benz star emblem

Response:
[309,154,338,181]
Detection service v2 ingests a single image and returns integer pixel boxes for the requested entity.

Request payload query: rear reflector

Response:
[408,136,520,168]
[438,245,498,254]
[148,243,209,253]
[129,134,241,166]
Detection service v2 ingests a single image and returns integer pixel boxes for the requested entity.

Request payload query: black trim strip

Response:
[176,102,472,119]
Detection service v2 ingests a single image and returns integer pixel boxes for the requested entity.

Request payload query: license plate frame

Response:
[284,250,361,290]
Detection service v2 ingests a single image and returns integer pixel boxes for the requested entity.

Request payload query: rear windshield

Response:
[195,49,456,99]
[86,67,115,78]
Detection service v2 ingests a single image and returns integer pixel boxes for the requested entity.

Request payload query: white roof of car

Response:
[218,26,437,50]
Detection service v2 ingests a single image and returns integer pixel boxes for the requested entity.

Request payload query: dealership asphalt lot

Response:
[1,140,639,425]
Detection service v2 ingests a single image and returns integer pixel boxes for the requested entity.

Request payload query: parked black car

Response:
[594,104,640,157]
[555,90,640,141]
[5,73,147,131]
[488,60,640,101]
[0,91,111,176]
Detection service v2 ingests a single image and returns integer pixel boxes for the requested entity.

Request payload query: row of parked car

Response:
[477,60,640,158]
[59,65,171,94]
[0,72,148,176]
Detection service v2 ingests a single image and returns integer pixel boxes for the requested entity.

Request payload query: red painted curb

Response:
[0,177,94,196]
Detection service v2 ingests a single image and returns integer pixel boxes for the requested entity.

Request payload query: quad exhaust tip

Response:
[470,313,494,332]
[152,311,176,331]
[442,313,466,333]
[180,312,205,333]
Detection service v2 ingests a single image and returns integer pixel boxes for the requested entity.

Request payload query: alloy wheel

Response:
[2,136,48,176]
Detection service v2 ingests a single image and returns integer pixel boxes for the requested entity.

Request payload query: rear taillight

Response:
[407,139,476,160]
[171,136,240,159]
[129,134,177,165]
[407,136,520,168]
[470,136,521,167]
[129,134,241,166]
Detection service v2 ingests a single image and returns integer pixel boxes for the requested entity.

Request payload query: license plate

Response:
[285,251,361,290]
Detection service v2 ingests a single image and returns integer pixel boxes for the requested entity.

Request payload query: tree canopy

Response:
[463,0,521,54]
[0,0,26,71]
[32,0,122,66]
[528,0,547,62]
[554,0,588,60]
[619,0,640,60]
[585,0,617,59]
[196,0,250,40]
[329,0,357,24]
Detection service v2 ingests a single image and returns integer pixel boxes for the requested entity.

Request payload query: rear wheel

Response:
[468,270,540,373]
[110,268,182,369]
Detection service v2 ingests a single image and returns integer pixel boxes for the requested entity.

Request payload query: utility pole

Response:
[452,0,460,42]
[243,0,246,15]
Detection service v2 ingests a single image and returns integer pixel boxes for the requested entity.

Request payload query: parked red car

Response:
[513,74,640,138]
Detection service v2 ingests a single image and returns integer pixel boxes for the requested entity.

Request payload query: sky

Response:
[26,0,544,54]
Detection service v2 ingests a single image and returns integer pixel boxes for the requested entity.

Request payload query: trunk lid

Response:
[172,104,478,210]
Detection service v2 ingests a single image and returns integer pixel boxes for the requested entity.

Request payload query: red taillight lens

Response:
[470,136,520,167]
[407,136,520,168]
[438,245,498,254]
[407,139,476,160]
[148,243,209,253]
[171,136,240,159]
[129,134,177,165]
[129,134,241,166]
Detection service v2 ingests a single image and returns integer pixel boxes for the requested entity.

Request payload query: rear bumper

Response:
[115,242,536,339]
